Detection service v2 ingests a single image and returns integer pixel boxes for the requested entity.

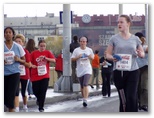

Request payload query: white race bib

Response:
[37,65,47,76]
[115,54,132,71]
[19,65,26,76]
[80,57,89,66]
[4,51,15,65]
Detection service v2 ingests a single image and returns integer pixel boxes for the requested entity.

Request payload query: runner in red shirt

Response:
[30,39,55,112]
[55,53,63,79]
[14,34,31,112]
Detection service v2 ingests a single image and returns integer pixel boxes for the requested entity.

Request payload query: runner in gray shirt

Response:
[135,32,148,111]
[109,33,141,71]
[106,15,145,112]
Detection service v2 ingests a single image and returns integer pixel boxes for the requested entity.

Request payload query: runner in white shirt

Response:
[71,36,94,107]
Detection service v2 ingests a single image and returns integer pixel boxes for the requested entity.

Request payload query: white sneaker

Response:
[14,108,19,112]
[23,105,28,112]
[29,94,36,99]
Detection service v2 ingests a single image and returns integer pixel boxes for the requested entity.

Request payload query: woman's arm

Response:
[24,62,31,68]
[106,45,118,62]
[71,54,82,61]
[136,45,145,58]
[14,55,25,64]
[106,45,114,61]
[44,56,55,63]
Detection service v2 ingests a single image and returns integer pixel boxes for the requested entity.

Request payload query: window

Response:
[38,37,44,41]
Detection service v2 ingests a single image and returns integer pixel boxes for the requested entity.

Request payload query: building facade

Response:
[4,13,145,55]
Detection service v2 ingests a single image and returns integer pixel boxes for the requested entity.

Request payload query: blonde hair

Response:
[140,37,146,45]
[14,34,25,43]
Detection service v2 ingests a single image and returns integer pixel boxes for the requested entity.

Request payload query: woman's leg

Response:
[4,73,20,112]
[101,72,107,96]
[27,80,33,95]
[38,78,49,111]
[95,68,99,89]
[106,73,111,97]
[125,70,139,112]
[20,79,28,109]
[113,70,125,112]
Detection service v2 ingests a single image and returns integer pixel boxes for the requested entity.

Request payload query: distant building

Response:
[4,13,59,43]
[72,14,145,56]
[73,14,145,27]
[4,13,145,55]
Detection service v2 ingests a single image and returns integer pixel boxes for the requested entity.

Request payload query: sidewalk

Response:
[19,85,116,107]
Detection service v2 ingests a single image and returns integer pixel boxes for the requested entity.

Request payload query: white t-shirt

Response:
[71,47,94,77]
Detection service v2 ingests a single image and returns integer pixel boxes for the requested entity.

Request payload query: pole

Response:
[119,4,123,15]
[145,4,148,44]
[62,4,71,76]
[54,4,72,92]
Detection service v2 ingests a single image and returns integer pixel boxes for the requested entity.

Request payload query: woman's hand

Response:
[31,64,37,68]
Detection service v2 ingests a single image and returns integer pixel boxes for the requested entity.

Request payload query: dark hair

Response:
[25,39,36,53]
[135,32,144,39]
[119,14,132,25]
[79,36,88,43]
[4,27,16,40]
[73,35,78,42]
[38,39,46,45]
[95,50,99,54]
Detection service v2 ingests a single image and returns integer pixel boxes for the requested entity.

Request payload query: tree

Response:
[45,36,63,57]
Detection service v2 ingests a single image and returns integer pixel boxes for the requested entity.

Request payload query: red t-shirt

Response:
[55,54,63,72]
[20,49,31,80]
[30,50,55,81]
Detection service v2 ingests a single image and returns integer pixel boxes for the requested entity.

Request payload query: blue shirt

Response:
[4,42,25,76]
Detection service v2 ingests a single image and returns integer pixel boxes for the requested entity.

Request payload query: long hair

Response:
[25,39,37,53]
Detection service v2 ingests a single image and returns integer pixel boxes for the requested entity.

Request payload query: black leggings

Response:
[16,79,28,97]
[101,72,111,97]
[113,69,139,112]
[32,78,49,110]
[4,73,20,109]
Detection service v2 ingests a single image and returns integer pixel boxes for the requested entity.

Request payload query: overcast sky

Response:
[4,4,146,17]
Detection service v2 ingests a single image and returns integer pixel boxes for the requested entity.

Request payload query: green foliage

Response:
[45,36,63,57]
[45,36,63,67]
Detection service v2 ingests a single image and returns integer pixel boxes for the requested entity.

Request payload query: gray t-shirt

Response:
[136,45,148,68]
[109,33,142,71]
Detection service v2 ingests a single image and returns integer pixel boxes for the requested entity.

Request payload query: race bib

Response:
[4,51,15,65]
[80,57,89,66]
[19,65,26,76]
[37,65,47,76]
[115,54,132,71]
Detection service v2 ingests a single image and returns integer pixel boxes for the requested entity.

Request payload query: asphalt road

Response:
[19,91,147,113]
[21,92,120,112]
